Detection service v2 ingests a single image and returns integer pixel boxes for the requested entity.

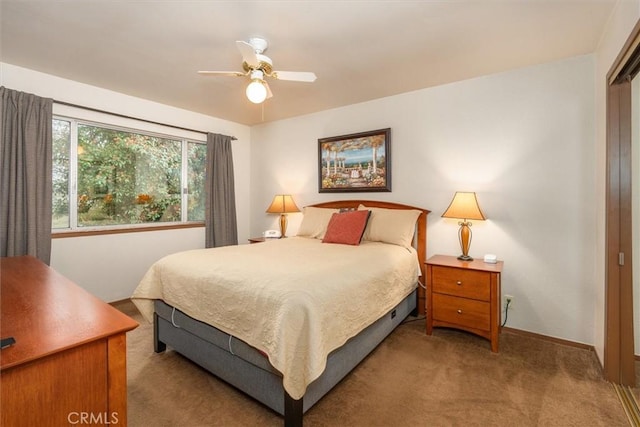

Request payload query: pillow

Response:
[358,205,421,248]
[296,206,340,239]
[322,210,371,245]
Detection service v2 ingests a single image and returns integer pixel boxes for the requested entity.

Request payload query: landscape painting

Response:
[318,128,391,193]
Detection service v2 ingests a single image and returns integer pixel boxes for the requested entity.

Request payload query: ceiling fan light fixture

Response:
[246,78,268,104]
[198,38,316,104]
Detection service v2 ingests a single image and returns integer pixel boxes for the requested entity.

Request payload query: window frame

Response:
[52,115,206,237]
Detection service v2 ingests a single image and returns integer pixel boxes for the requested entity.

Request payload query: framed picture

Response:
[318,128,391,193]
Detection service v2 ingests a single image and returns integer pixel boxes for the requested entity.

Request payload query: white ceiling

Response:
[1,1,617,126]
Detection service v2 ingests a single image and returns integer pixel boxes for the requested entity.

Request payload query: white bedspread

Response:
[131,237,419,399]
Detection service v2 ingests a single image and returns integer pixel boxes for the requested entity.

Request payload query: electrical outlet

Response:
[504,294,514,310]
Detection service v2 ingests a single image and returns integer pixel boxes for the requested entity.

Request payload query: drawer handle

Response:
[456,281,462,286]
[457,309,463,314]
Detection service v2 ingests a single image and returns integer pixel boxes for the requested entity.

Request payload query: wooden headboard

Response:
[308,200,430,314]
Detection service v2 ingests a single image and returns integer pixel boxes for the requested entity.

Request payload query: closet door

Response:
[605,20,638,386]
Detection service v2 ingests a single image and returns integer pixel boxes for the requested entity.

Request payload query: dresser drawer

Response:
[432,293,491,331]
[431,266,490,301]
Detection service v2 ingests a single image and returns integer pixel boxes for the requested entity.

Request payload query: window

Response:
[52,118,206,231]
[52,119,71,228]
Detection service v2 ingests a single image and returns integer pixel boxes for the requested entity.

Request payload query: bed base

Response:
[153,289,417,426]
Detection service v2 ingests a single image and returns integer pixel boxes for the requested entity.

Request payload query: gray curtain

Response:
[0,87,53,264]
[205,133,238,247]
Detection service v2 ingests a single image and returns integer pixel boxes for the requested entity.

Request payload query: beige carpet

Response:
[115,301,629,426]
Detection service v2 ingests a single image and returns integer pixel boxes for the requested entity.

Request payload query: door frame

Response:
[604,18,639,386]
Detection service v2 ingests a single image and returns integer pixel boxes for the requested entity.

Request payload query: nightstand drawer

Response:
[431,266,490,301]
[432,293,491,331]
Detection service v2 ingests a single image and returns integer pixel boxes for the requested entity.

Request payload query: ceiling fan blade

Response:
[272,71,317,82]
[265,81,273,99]
[236,40,259,67]
[198,70,246,77]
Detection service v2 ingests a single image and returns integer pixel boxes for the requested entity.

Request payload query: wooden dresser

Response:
[425,254,503,352]
[0,256,138,426]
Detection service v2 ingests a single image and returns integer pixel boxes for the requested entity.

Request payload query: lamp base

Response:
[456,221,474,261]
[279,213,288,238]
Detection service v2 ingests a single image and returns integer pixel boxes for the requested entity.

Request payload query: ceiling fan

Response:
[198,37,317,104]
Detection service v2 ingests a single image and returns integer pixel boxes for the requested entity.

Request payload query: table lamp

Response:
[442,192,486,261]
[266,195,300,238]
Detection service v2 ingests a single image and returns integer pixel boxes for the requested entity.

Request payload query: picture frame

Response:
[318,128,391,193]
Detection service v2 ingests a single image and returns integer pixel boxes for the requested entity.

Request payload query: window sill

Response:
[52,222,204,238]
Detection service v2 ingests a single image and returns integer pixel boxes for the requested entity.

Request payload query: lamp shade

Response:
[266,195,300,214]
[441,192,486,221]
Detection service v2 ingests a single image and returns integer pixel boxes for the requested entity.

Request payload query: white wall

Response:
[50,228,205,301]
[1,63,251,302]
[593,0,640,362]
[251,55,597,345]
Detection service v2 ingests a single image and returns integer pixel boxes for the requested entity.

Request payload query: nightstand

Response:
[425,254,503,352]
[248,237,265,244]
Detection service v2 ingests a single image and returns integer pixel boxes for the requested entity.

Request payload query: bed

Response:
[131,200,429,426]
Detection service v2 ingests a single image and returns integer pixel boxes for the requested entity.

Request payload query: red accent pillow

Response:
[322,210,371,245]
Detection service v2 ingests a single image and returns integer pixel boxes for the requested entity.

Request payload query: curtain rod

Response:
[54,100,237,140]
